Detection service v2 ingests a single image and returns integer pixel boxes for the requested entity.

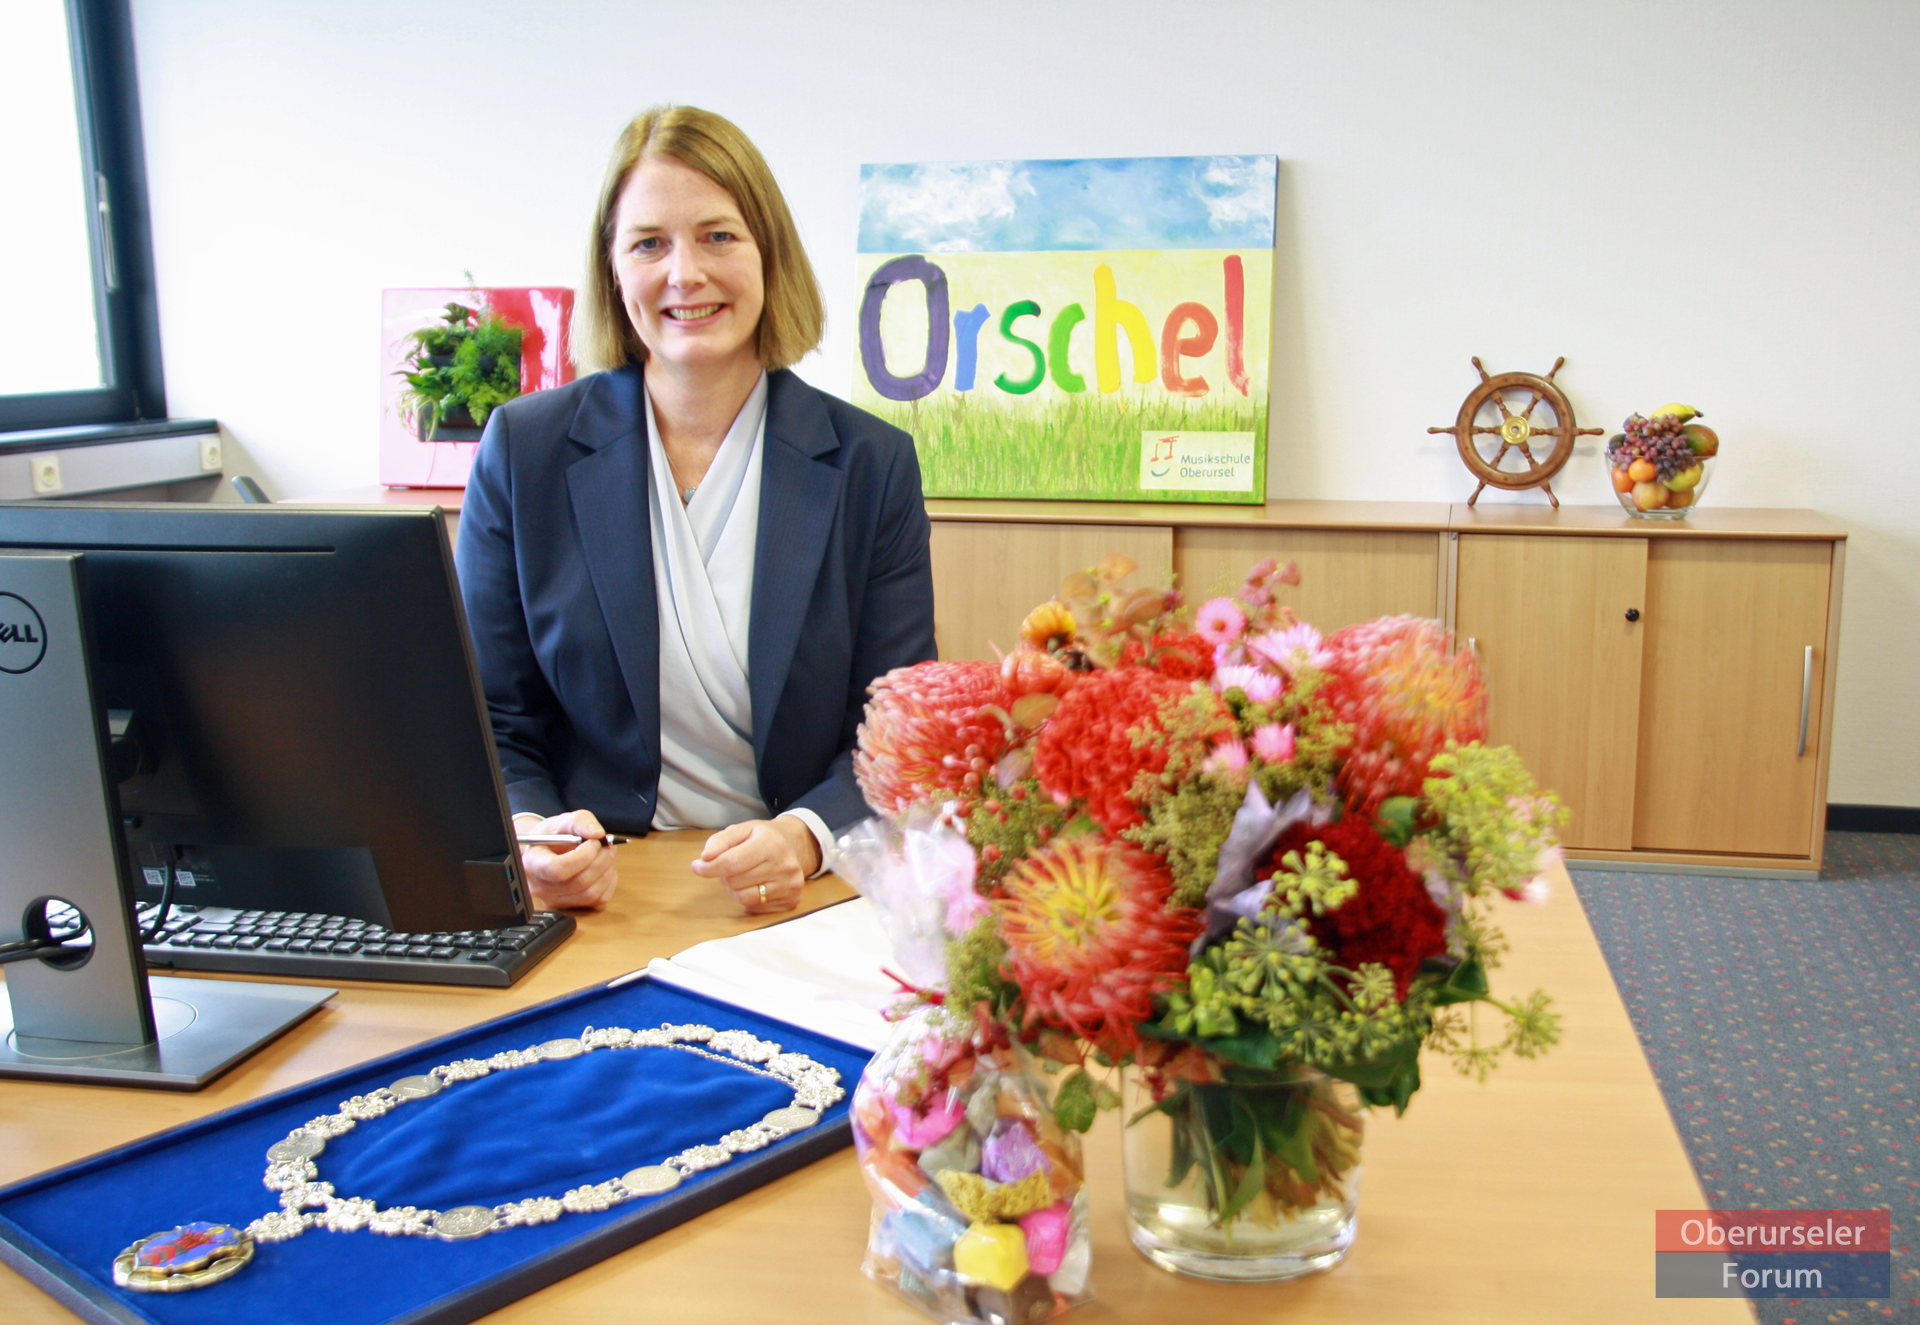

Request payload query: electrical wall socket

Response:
[198,438,223,471]
[28,454,63,495]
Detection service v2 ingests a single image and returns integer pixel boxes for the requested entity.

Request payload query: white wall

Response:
[128,0,1920,808]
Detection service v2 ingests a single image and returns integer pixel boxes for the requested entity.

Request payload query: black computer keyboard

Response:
[137,904,575,988]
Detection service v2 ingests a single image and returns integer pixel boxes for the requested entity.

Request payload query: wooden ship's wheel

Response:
[1428,357,1602,507]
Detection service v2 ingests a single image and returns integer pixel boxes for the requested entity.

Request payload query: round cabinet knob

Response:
[1624,608,1641,622]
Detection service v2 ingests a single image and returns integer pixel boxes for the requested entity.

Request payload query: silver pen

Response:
[516,833,629,848]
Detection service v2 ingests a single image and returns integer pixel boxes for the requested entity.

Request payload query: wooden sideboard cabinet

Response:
[1451,505,1844,876]
[926,499,1846,877]
[926,500,1452,661]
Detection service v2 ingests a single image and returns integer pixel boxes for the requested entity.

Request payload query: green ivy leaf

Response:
[1391,1055,1421,1112]
[1219,1145,1268,1224]
[1374,795,1420,846]
[1432,957,1490,1006]
[1053,1069,1098,1133]
[1193,1030,1285,1070]
[1323,1036,1420,1093]
[1268,1108,1320,1184]
[1338,1048,1423,1114]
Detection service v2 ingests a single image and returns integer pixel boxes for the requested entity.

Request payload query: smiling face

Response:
[610,154,766,382]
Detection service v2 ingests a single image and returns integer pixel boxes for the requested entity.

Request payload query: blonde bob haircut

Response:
[573,106,825,375]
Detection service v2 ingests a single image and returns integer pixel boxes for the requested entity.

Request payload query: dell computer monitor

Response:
[0,502,529,934]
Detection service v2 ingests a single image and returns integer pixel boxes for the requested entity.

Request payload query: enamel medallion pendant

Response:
[113,1222,255,1292]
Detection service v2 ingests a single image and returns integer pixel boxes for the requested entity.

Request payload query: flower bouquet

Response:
[850,555,1566,1285]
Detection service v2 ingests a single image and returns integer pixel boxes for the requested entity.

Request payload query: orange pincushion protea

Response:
[856,661,1015,815]
[1320,616,1487,814]
[998,837,1203,1062]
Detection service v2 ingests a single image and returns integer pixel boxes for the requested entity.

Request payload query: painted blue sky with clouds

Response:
[858,155,1277,254]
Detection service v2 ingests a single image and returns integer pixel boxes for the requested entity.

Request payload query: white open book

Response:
[624,898,899,1051]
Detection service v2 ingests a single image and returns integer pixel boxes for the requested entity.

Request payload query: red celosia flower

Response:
[856,661,1014,815]
[1319,616,1487,815]
[1032,669,1210,833]
[1269,817,1448,1001]
[998,837,1203,1061]
[1117,628,1215,681]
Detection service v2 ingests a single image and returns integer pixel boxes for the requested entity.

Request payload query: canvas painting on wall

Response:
[853,155,1276,503]
[378,287,574,488]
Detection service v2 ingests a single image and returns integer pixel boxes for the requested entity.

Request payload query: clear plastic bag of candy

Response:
[839,818,1093,1325]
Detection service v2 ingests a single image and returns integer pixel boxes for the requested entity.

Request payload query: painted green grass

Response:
[865,393,1268,503]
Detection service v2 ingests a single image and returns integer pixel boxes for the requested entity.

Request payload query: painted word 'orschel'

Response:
[860,256,1250,403]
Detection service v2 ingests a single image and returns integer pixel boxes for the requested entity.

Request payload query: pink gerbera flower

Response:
[1251,722,1296,764]
[1248,623,1331,673]
[1211,662,1282,703]
[1194,597,1246,646]
[1202,736,1249,776]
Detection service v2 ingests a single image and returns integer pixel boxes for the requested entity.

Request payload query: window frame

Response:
[0,0,166,436]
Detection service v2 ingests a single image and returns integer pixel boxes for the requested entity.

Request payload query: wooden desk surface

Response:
[1,836,1745,1323]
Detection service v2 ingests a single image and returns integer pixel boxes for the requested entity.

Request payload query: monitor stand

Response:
[0,553,333,1089]
[0,976,335,1089]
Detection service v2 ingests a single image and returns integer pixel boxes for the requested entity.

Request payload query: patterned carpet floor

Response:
[1572,832,1920,1324]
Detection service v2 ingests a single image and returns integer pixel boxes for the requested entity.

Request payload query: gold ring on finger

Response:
[758,883,767,905]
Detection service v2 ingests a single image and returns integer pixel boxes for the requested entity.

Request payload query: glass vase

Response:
[1121,1066,1363,1282]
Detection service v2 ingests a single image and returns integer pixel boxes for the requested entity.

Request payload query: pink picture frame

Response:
[379,287,575,488]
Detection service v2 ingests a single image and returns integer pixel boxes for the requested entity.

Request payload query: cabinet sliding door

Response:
[1455,534,1648,851]
[929,522,1174,662]
[1633,539,1831,857]
[1174,528,1442,631]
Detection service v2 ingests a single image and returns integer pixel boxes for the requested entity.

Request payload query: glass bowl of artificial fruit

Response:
[1606,403,1718,519]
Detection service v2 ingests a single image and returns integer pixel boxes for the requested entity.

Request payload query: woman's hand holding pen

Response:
[516,809,619,911]
[690,817,816,914]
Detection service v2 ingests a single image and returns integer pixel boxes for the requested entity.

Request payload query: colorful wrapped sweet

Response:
[839,819,1092,1325]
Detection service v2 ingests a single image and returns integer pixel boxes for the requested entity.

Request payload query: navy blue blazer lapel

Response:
[750,371,843,762]
[564,366,662,785]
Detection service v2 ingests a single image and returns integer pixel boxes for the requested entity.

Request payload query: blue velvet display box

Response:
[0,976,872,1325]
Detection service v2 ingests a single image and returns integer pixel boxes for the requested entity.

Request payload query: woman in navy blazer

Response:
[456,106,934,914]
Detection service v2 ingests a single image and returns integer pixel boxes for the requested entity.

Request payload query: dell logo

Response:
[0,592,49,674]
